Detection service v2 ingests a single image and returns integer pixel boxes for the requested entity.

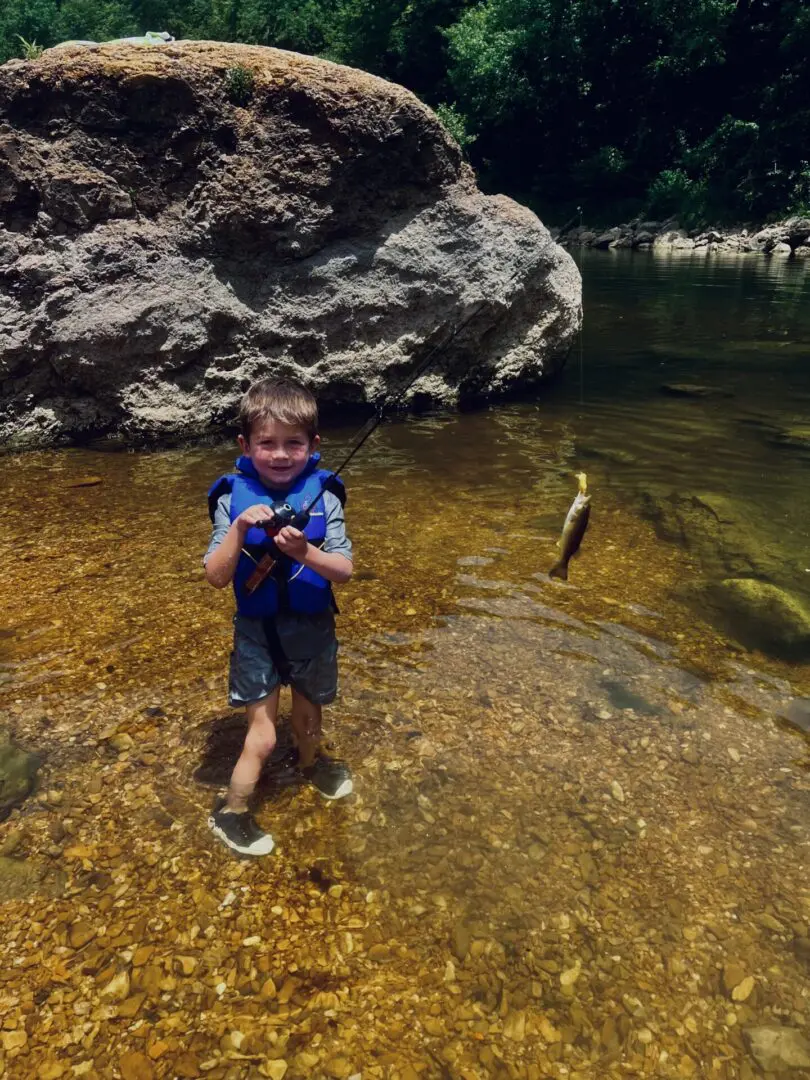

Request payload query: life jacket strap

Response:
[261,618,291,685]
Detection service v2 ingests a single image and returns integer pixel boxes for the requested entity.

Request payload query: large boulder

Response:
[0,42,580,446]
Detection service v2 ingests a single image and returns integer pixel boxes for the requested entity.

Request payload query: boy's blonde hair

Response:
[239,377,319,442]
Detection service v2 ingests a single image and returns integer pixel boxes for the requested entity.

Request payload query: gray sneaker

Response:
[301,757,353,800]
[207,798,275,856]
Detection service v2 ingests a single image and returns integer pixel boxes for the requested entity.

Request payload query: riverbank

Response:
[556,216,810,256]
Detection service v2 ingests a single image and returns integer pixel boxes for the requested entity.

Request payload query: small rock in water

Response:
[263,1063,288,1080]
[503,1010,526,1041]
[0,855,42,902]
[610,780,625,803]
[722,962,747,995]
[324,1057,353,1079]
[109,732,135,753]
[69,920,96,949]
[660,383,731,398]
[451,921,471,961]
[0,827,24,856]
[457,555,494,567]
[560,959,581,988]
[67,476,104,488]
[0,729,40,818]
[100,970,131,1002]
[119,1051,154,1080]
[781,697,810,734]
[732,975,755,1002]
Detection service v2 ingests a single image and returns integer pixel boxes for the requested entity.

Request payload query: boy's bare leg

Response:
[225,689,280,812]
[290,688,322,770]
[291,689,352,799]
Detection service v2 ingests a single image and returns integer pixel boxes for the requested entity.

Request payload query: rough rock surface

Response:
[745,1026,810,1072]
[0,42,580,446]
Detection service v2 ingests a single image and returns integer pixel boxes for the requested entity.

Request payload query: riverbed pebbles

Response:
[1,446,809,1078]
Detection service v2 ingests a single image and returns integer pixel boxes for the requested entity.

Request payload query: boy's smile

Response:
[239,418,319,490]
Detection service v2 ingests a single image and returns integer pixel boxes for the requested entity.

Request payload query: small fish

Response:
[549,472,591,581]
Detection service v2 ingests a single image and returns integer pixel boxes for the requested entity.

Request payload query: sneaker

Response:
[207,798,275,856]
[301,757,353,800]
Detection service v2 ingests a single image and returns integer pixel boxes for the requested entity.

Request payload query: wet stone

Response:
[782,698,810,734]
[0,729,39,818]
[119,1052,155,1080]
[451,921,471,960]
[745,1025,810,1071]
[660,383,731,398]
[723,962,747,995]
[0,855,43,901]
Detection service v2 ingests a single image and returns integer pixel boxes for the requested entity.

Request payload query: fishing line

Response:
[246,233,565,592]
[313,235,560,497]
[579,322,585,406]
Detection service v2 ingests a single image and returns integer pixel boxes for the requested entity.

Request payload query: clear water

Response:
[1,251,809,1079]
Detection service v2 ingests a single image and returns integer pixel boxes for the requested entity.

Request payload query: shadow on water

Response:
[0,251,809,1077]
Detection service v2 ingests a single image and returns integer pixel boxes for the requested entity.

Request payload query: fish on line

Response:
[549,471,591,581]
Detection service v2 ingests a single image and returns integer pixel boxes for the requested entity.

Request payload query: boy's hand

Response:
[235,504,275,534]
[275,526,308,561]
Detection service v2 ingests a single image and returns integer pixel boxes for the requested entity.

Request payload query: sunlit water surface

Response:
[1,251,809,1080]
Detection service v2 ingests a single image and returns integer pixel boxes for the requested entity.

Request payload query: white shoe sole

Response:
[207,816,275,856]
[316,777,354,801]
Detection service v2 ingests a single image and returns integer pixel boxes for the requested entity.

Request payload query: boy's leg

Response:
[290,688,322,770]
[225,689,280,811]
[209,690,279,856]
[291,686,352,800]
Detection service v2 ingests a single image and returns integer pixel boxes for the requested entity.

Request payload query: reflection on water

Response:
[1,252,810,1079]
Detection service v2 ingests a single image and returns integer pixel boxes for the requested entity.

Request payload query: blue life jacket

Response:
[207,454,345,618]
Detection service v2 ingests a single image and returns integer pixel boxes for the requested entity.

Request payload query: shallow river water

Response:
[1,251,809,1080]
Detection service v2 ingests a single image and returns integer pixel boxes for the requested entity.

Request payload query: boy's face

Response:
[239,418,319,490]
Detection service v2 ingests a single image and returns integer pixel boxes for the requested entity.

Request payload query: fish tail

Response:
[548,561,568,581]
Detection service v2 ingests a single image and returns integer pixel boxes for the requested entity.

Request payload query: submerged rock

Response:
[660,382,731,398]
[0,856,42,901]
[0,42,580,447]
[771,426,810,452]
[0,729,40,819]
[745,1025,810,1072]
[637,487,803,588]
[780,698,810,735]
[707,578,810,658]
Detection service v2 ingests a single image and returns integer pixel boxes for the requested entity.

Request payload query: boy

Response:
[203,377,354,856]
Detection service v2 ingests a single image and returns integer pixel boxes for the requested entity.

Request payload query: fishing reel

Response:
[244,501,312,596]
[257,501,311,537]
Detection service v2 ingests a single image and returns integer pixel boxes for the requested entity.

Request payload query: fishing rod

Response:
[244,243,557,594]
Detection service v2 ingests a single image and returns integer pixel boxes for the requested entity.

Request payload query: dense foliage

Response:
[2,0,808,223]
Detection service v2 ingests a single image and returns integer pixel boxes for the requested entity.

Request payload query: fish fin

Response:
[548,562,568,581]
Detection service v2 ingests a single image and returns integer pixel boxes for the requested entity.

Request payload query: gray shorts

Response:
[228,611,338,707]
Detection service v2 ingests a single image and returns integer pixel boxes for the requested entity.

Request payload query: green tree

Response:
[0,0,58,62]
[52,0,137,43]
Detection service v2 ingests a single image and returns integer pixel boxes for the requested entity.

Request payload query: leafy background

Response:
[2,0,808,224]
